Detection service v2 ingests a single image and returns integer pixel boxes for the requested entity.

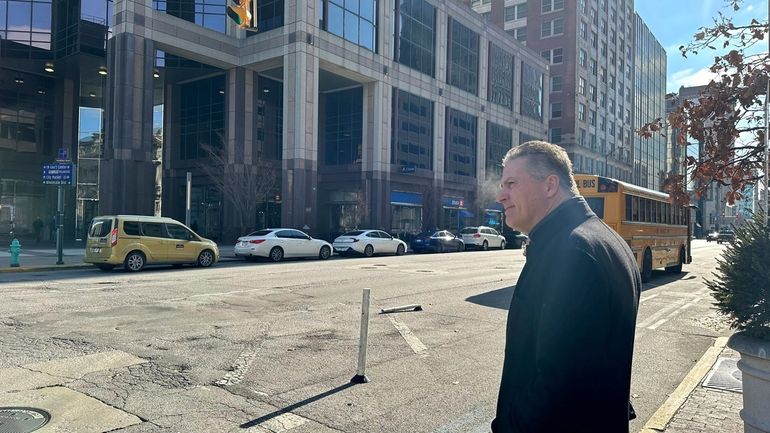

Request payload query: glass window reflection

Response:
[394,0,435,77]
[321,0,377,52]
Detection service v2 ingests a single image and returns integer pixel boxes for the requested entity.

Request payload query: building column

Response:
[363,80,391,231]
[282,48,319,233]
[101,33,156,215]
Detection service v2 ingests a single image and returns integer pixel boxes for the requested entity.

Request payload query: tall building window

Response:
[247,0,284,34]
[445,107,477,178]
[540,48,562,64]
[504,4,527,21]
[589,84,596,101]
[578,77,586,95]
[487,43,514,110]
[394,0,435,77]
[514,27,527,42]
[541,18,563,37]
[447,18,479,95]
[323,0,377,51]
[550,127,562,143]
[391,89,434,170]
[541,0,564,13]
[550,102,562,119]
[580,21,587,39]
[179,74,226,160]
[520,61,543,121]
[551,75,562,92]
[579,49,587,67]
[486,122,512,177]
[154,0,226,33]
[324,87,363,165]
[2,0,53,57]
[578,103,586,121]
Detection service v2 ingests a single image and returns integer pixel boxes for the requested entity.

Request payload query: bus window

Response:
[625,195,632,221]
[585,197,605,219]
[640,199,647,222]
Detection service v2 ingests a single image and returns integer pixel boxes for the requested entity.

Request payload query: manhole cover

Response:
[703,357,742,393]
[0,407,51,432]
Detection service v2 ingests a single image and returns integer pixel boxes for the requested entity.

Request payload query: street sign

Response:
[42,162,73,185]
[56,148,69,162]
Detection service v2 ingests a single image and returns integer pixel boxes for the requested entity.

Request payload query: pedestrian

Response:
[33,216,44,243]
[492,141,641,433]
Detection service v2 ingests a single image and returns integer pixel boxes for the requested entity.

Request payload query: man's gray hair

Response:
[502,140,579,196]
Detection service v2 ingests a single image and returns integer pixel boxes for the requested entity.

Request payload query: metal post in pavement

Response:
[351,288,371,384]
[56,185,64,265]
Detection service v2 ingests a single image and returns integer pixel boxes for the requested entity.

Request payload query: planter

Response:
[728,332,770,433]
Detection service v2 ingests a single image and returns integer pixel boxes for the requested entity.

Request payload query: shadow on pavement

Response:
[465,285,515,310]
[642,270,694,292]
[240,381,356,429]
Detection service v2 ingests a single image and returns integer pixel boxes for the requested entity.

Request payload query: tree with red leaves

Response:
[638,0,769,206]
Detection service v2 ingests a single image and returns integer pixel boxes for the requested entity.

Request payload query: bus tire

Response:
[641,248,653,283]
[665,247,685,274]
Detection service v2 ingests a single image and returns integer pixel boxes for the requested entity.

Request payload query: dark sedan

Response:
[410,230,465,253]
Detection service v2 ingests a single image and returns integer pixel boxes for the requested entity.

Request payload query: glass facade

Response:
[486,121,512,178]
[447,18,479,95]
[487,43,513,110]
[445,107,476,178]
[321,0,377,51]
[153,0,226,33]
[323,87,363,165]
[393,0,435,77]
[178,74,225,160]
[391,88,433,170]
[520,61,543,121]
[633,13,667,190]
[255,75,283,161]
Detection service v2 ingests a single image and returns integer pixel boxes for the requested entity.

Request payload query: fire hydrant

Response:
[8,238,21,267]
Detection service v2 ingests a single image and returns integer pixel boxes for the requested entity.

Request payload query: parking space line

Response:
[636,297,690,329]
[389,316,428,357]
[647,297,702,330]
[639,293,659,303]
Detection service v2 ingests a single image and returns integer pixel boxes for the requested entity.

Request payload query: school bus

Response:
[574,175,692,283]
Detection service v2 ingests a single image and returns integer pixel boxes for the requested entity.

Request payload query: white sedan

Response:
[234,228,332,262]
[332,229,407,257]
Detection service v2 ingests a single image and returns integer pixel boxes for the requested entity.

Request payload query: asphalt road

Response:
[0,240,730,433]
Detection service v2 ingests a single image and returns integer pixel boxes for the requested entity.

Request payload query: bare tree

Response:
[199,145,279,238]
[638,0,768,204]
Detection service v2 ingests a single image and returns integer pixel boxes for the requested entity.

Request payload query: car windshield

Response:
[247,229,273,237]
[342,231,366,236]
[460,228,477,234]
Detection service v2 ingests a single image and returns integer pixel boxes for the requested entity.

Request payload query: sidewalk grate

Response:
[0,407,51,432]
[702,357,742,393]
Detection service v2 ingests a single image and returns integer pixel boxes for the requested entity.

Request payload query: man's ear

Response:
[544,174,560,198]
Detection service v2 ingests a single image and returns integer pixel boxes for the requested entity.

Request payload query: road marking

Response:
[638,337,728,433]
[247,412,309,432]
[636,297,690,329]
[647,297,702,330]
[639,294,659,303]
[389,316,428,357]
[215,349,258,386]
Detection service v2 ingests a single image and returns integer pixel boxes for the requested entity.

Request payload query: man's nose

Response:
[495,190,505,203]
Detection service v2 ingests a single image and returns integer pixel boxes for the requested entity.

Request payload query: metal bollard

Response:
[351,288,371,384]
[9,238,21,267]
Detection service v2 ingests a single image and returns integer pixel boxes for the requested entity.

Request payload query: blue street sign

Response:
[42,162,73,185]
[56,148,69,162]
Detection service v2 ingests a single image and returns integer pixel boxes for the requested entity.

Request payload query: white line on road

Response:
[215,349,258,386]
[639,293,659,303]
[636,297,690,329]
[647,297,702,330]
[389,315,429,357]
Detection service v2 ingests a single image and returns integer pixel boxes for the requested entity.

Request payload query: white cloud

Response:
[668,67,719,92]
[745,4,755,12]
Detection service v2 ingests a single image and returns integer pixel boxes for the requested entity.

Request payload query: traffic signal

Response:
[226,0,253,29]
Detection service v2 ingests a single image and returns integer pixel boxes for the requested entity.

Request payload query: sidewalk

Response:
[640,338,744,433]
[0,243,238,272]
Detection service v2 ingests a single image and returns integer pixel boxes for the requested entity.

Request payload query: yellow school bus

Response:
[574,175,692,283]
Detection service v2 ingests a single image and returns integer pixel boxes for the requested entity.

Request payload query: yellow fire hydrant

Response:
[9,238,21,267]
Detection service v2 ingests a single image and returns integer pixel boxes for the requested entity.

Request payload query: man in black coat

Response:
[492,141,641,433]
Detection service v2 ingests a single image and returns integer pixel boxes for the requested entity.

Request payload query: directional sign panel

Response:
[42,162,73,185]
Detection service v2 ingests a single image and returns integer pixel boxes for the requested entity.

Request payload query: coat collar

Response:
[527,196,595,249]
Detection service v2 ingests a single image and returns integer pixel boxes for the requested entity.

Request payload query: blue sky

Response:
[635,0,768,93]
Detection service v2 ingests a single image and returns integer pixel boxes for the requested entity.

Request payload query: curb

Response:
[0,263,92,273]
[638,336,729,433]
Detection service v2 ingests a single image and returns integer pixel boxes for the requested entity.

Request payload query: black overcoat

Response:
[492,197,641,433]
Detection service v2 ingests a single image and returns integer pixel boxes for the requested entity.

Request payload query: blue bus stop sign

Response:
[42,162,73,185]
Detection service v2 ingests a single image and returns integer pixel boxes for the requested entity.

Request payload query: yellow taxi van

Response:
[84,215,220,272]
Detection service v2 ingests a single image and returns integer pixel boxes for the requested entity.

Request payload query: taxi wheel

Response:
[197,250,215,267]
[124,251,145,272]
[364,244,374,257]
[319,246,331,260]
[396,244,406,256]
[270,246,284,262]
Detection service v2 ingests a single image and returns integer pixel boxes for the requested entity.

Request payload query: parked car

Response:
[717,229,735,244]
[234,228,332,262]
[332,229,407,257]
[460,226,506,250]
[410,230,465,253]
[503,230,529,249]
[706,231,720,242]
[84,215,220,272]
